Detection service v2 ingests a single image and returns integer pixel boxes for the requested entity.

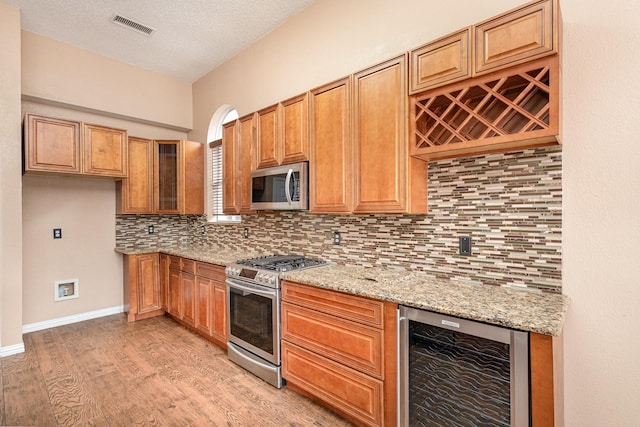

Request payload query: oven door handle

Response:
[226,279,276,299]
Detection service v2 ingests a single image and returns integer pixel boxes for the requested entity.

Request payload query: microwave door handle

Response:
[284,168,293,204]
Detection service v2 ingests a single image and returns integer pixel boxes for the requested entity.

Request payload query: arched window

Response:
[207,106,239,222]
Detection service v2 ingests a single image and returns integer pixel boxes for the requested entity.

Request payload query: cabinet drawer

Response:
[196,262,225,282]
[168,256,182,270]
[282,302,383,378]
[282,281,383,328]
[282,341,383,427]
[181,258,196,274]
[474,0,556,75]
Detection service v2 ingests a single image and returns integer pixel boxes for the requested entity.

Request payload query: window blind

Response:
[208,139,240,222]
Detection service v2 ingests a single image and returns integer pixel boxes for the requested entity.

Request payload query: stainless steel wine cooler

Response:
[399,306,530,426]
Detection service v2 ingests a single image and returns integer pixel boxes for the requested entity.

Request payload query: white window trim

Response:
[207,107,240,223]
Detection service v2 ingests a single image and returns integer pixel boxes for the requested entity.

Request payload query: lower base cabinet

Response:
[281,281,397,427]
[124,253,227,349]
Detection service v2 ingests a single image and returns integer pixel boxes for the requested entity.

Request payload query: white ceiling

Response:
[4,0,315,83]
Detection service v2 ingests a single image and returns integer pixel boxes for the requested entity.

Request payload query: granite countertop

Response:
[116,245,569,336]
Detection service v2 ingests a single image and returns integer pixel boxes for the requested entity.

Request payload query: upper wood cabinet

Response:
[221,114,255,215]
[410,28,471,94]
[410,0,559,93]
[24,114,127,178]
[256,93,310,169]
[154,140,204,215]
[353,55,427,214]
[82,123,127,177]
[474,0,558,76]
[24,113,82,174]
[309,77,353,214]
[117,137,154,214]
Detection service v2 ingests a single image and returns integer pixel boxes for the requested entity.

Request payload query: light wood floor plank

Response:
[1,314,351,426]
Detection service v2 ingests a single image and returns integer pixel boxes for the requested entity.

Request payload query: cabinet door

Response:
[24,113,82,174]
[309,77,353,214]
[82,124,127,177]
[211,282,227,343]
[181,272,196,326]
[256,104,280,168]
[182,140,205,215]
[167,268,182,317]
[238,113,256,213]
[353,55,427,214]
[195,276,212,335]
[154,140,181,213]
[410,28,471,94]
[118,137,153,214]
[281,93,309,165]
[136,253,161,315]
[474,0,557,75]
[159,254,170,311]
[222,120,240,214]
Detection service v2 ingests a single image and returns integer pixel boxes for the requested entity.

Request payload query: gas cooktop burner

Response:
[236,254,326,272]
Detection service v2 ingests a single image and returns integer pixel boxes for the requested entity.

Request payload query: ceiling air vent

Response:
[111,14,155,36]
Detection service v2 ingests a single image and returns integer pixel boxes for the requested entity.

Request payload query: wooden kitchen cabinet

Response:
[309,77,353,214]
[167,262,182,318]
[154,140,204,214]
[281,281,397,427]
[180,272,196,327]
[222,113,255,215]
[353,55,427,214]
[409,28,471,94]
[474,0,558,76]
[196,262,227,346]
[123,253,163,322]
[24,113,82,174]
[255,93,309,169]
[159,253,170,311]
[82,123,127,177]
[116,137,154,214]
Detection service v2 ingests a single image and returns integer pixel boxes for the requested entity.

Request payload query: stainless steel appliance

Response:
[225,254,326,388]
[250,162,308,210]
[399,305,529,426]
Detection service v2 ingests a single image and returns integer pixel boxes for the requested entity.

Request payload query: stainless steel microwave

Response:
[250,162,308,210]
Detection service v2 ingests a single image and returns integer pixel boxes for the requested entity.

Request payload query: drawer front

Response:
[282,281,383,328]
[282,302,383,378]
[168,256,182,270]
[196,262,225,282]
[282,341,383,427]
[181,258,196,274]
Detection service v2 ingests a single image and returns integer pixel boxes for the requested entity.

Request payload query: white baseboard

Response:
[22,305,125,334]
[0,342,25,357]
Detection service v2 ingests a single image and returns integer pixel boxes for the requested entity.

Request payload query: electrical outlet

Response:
[53,228,62,239]
[243,228,249,239]
[201,225,206,234]
[333,231,341,245]
[148,225,154,234]
[459,236,472,255]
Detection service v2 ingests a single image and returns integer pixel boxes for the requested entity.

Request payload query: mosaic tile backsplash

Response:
[116,146,562,292]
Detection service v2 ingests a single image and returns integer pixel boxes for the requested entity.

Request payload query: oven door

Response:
[226,277,280,365]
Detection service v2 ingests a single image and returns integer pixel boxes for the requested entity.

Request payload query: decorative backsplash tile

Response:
[117,146,562,292]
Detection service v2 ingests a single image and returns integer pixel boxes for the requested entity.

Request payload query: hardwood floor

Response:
[0,314,353,426]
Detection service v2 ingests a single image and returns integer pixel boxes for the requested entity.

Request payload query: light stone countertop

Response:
[115,245,569,336]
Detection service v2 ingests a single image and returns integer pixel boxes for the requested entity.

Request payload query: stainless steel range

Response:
[225,254,326,388]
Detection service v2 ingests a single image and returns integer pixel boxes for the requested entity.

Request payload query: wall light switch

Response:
[53,228,62,239]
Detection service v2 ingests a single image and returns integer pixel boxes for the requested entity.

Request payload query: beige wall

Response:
[191,0,640,424]
[0,3,23,350]
[22,31,193,131]
[21,102,187,326]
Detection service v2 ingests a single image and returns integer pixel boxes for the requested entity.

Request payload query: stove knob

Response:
[269,276,276,286]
